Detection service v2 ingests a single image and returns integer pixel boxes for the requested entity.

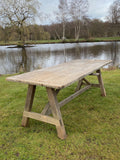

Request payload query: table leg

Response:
[41,89,60,115]
[75,79,83,92]
[22,85,36,127]
[96,69,106,96]
[46,87,67,139]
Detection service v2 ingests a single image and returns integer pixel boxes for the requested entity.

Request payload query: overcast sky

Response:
[39,0,115,24]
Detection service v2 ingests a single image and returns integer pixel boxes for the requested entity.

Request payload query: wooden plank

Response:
[75,79,83,92]
[43,85,92,116]
[22,85,36,127]
[83,78,91,85]
[47,88,67,139]
[82,83,100,88]
[6,60,112,89]
[59,85,92,107]
[96,70,106,96]
[91,84,100,88]
[41,103,51,115]
[90,73,100,76]
[23,111,60,126]
[41,89,60,115]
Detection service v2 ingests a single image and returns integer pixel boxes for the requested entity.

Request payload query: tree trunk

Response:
[75,21,81,40]
[18,25,25,47]
[55,30,61,40]
[62,22,66,40]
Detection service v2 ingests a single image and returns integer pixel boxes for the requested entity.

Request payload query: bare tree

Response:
[56,0,68,40]
[107,0,120,24]
[69,0,89,40]
[0,0,41,46]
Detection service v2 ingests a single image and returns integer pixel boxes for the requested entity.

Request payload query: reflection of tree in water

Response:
[0,49,22,74]
[18,47,32,72]
[63,45,67,62]
[62,43,111,59]
[18,48,27,72]
[66,43,119,64]
[0,42,120,74]
[87,44,111,57]
[110,42,118,66]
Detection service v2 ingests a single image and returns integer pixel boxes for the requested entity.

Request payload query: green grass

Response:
[89,37,120,42]
[1,37,120,46]
[0,70,120,159]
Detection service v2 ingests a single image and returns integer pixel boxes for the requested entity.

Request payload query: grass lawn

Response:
[1,37,120,46]
[0,69,120,159]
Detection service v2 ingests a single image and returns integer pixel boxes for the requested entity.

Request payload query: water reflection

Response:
[0,42,120,74]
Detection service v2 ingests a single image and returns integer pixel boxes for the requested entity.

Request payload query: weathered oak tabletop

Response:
[7,59,112,139]
[7,59,112,89]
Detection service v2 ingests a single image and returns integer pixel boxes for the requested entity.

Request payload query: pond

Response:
[0,42,120,74]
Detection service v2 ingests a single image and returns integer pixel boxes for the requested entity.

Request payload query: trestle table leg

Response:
[46,87,67,139]
[96,69,106,96]
[22,85,36,127]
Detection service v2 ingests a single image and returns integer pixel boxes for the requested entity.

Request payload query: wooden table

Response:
[7,59,112,139]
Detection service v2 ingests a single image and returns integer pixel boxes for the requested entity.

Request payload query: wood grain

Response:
[23,111,60,126]
[46,88,67,139]
[97,69,106,96]
[7,59,112,89]
[22,85,36,127]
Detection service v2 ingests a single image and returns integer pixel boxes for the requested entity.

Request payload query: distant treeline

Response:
[0,19,120,42]
[43,19,120,40]
[0,25,50,42]
[0,0,120,44]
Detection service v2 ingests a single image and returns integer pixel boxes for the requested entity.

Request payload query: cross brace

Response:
[21,69,106,139]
